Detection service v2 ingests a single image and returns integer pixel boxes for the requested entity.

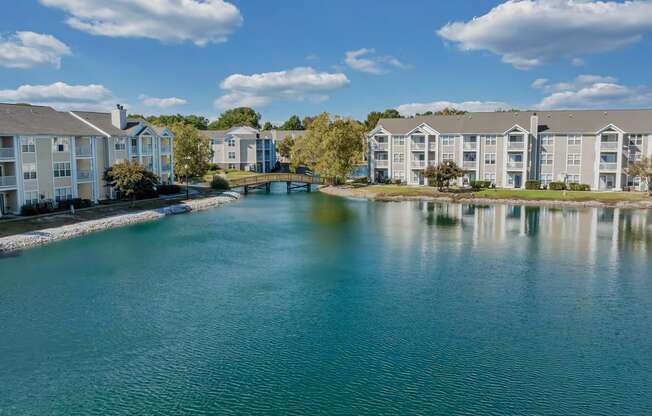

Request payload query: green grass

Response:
[203,169,259,182]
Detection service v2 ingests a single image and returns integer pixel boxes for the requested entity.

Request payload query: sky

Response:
[2,0,652,125]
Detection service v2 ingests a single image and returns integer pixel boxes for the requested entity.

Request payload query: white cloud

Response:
[344,48,409,75]
[438,0,652,69]
[535,74,652,109]
[0,31,71,69]
[40,0,243,46]
[531,78,549,89]
[0,82,115,111]
[397,100,512,116]
[139,95,188,108]
[214,67,350,109]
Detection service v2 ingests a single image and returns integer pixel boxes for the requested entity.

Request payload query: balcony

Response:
[0,148,15,160]
[75,146,92,157]
[463,142,477,151]
[599,162,617,171]
[507,161,524,170]
[376,160,389,168]
[600,141,619,151]
[411,142,426,151]
[161,144,172,154]
[375,142,388,151]
[411,160,426,169]
[77,170,93,182]
[0,175,17,188]
[161,163,172,172]
[428,142,437,151]
[141,145,153,155]
[462,161,477,169]
[507,141,525,150]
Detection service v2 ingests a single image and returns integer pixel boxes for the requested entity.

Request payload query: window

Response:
[392,153,404,163]
[567,175,580,184]
[629,150,642,162]
[393,170,405,180]
[441,135,455,146]
[393,135,405,146]
[540,174,553,186]
[53,162,71,177]
[627,176,641,187]
[114,138,126,151]
[484,172,496,183]
[21,137,35,153]
[212,139,223,145]
[228,163,237,169]
[541,135,554,146]
[22,163,37,180]
[54,187,73,202]
[24,191,39,206]
[540,152,553,165]
[628,134,643,146]
[484,136,497,145]
[484,153,496,165]
[568,135,582,145]
[52,137,70,152]
[227,139,236,147]
[228,151,236,160]
[567,153,581,166]
[442,153,454,161]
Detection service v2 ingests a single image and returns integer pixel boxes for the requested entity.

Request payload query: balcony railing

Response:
[161,144,172,154]
[600,162,617,170]
[600,141,618,150]
[411,143,426,151]
[0,148,15,159]
[507,141,525,150]
[75,146,92,157]
[462,161,477,168]
[463,142,477,150]
[77,170,93,181]
[411,160,426,169]
[376,160,389,168]
[428,142,437,151]
[141,145,153,155]
[507,161,524,169]
[0,175,17,187]
[375,142,388,151]
[161,164,172,172]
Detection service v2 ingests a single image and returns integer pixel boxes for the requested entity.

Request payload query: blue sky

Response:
[2,0,652,124]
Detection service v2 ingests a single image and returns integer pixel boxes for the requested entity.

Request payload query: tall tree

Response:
[626,156,652,192]
[170,123,213,179]
[277,136,295,159]
[433,107,467,116]
[104,161,159,205]
[149,114,209,130]
[262,121,276,130]
[424,161,464,191]
[302,115,317,129]
[364,109,402,130]
[208,107,261,130]
[280,115,303,130]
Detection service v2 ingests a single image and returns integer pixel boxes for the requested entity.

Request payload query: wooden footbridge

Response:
[225,173,335,194]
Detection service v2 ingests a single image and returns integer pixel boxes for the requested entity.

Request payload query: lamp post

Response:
[183,156,192,199]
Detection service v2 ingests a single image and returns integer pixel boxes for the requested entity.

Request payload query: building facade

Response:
[203,127,302,172]
[368,110,652,191]
[0,104,174,217]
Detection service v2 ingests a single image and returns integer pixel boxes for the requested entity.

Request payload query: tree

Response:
[364,109,402,130]
[129,114,209,130]
[262,121,277,130]
[281,115,303,130]
[433,107,467,116]
[170,123,213,180]
[627,156,652,192]
[302,115,317,129]
[292,113,365,179]
[277,136,295,159]
[208,107,261,130]
[424,161,464,191]
[104,160,159,205]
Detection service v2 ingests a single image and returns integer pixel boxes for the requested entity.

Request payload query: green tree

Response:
[302,115,317,129]
[128,114,209,130]
[170,123,213,180]
[262,121,277,130]
[104,160,159,205]
[433,107,467,116]
[424,161,464,191]
[277,136,295,159]
[281,115,303,130]
[364,109,402,130]
[208,107,261,130]
[626,156,652,192]
[292,113,365,179]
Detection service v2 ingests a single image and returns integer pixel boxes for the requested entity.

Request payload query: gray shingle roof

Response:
[376,109,652,135]
[0,104,102,136]
[71,111,128,136]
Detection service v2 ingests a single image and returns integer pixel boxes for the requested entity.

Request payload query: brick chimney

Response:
[111,104,127,130]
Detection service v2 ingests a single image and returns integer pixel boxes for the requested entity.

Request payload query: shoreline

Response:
[319,186,652,209]
[0,192,240,253]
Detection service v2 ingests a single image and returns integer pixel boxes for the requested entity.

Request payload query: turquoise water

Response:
[1,188,651,415]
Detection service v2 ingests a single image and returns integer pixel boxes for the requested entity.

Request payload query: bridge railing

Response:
[222,173,336,188]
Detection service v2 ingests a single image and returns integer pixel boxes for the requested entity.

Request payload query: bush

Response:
[392,179,403,185]
[549,182,566,190]
[525,180,541,190]
[20,204,40,216]
[470,180,491,189]
[210,175,231,190]
[207,163,220,171]
[158,184,181,195]
[568,183,591,191]
[352,176,368,184]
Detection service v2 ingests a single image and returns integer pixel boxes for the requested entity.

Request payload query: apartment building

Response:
[203,127,302,172]
[0,103,174,217]
[368,110,652,191]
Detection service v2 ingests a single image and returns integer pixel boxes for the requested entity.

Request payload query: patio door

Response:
[514,174,522,189]
[599,175,615,190]
[0,193,5,216]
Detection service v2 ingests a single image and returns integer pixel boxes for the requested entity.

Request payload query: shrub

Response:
[352,176,368,184]
[384,178,392,185]
[20,204,40,216]
[207,163,220,171]
[210,175,231,190]
[470,180,491,189]
[392,179,403,185]
[568,183,591,191]
[549,182,566,190]
[158,184,182,195]
[525,180,541,190]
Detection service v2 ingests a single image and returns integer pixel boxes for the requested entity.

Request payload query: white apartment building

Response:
[203,127,302,172]
[368,110,652,191]
[0,103,174,217]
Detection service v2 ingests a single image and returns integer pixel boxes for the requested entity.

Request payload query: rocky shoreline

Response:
[319,186,652,209]
[0,192,240,253]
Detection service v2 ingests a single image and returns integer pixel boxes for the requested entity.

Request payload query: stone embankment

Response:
[0,192,240,253]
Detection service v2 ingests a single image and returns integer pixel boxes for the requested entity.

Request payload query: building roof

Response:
[200,128,304,141]
[71,111,131,136]
[375,109,652,135]
[0,104,103,136]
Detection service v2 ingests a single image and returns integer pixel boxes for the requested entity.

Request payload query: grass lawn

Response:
[203,170,259,182]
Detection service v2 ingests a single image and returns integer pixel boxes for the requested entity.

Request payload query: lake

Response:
[1,188,651,415]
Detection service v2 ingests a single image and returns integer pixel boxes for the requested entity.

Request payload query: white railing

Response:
[77,170,93,181]
[141,145,153,155]
[0,175,16,187]
[411,143,426,151]
[75,146,92,157]
[376,142,388,151]
[600,141,618,150]
[600,162,617,170]
[507,141,525,150]
[161,144,172,154]
[463,142,477,150]
[463,161,476,168]
[375,160,389,168]
[428,142,437,151]
[411,160,426,169]
[507,161,524,169]
[0,148,15,159]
